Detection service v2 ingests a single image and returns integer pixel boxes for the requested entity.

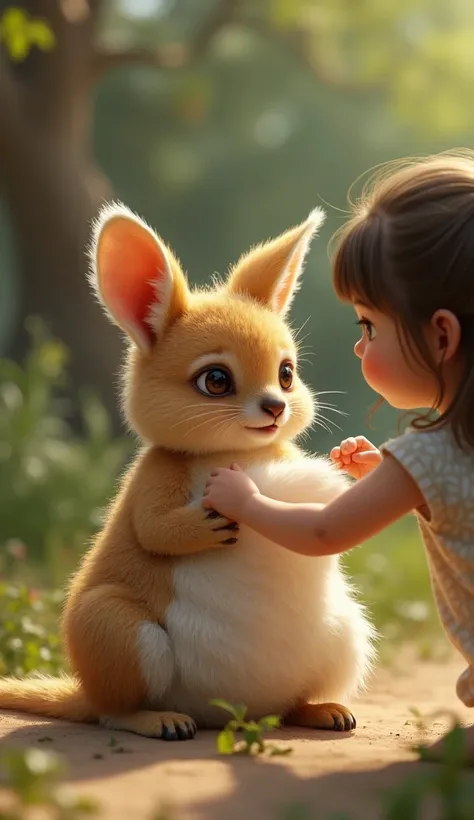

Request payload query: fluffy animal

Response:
[0,204,375,740]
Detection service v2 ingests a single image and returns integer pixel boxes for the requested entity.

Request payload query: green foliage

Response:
[262,0,474,135]
[210,699,293,756]
[0,580,65,677]
[0,746,98,819]
[343,515,443,654]
[0,318,133,584]
[381,716,474,820]
[100,0,474,136]
[0,6,56,62]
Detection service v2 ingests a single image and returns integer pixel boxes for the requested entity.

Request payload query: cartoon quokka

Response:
[0,204,375,740]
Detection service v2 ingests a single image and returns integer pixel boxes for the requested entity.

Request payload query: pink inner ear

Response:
[97,218,167,345]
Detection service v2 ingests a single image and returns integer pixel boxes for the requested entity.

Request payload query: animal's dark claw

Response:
[175,722,196,740]
[161,718,197,741]
[161,726,178,741]
[214,521,239,532]
[332,714,345,731]
[206,509,221,520]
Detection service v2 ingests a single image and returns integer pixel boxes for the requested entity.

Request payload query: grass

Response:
[343,515,444,657]
[0,580,64,677]
[0,746,98,819]
[0,317,133,587]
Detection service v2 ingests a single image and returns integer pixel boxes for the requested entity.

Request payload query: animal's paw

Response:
[156,711,197,740]
[101,710,197,740]
[286,702,356,732]
[204,509,239,546]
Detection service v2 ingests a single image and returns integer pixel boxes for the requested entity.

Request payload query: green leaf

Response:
[0,7,28,34]
[209,698,237,716]
[258,714,282,730]
[232,703,248,722]
[216,728,235,755]
[5,30,29,62]
[209,699,247,721]
[383,775,431,820]
[243,724,261,748]
[28,20,56,52]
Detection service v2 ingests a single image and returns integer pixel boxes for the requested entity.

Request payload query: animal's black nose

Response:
[260,396,286,419]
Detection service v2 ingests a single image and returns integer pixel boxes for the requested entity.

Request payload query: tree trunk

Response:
[0,0,123,427]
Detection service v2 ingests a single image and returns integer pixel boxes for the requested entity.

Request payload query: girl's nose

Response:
[354,338,364,359]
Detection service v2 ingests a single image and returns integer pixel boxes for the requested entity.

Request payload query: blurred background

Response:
[1,0,471,675]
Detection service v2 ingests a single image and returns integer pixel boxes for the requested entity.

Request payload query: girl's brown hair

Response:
[330,150,474,449]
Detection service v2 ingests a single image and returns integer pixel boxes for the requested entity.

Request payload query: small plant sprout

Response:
[209,699,293,756]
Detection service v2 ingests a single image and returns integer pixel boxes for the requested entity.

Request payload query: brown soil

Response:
[1,649,473,819]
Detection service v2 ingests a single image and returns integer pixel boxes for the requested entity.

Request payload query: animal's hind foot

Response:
[100,710,197,740]
[285,702,356,732]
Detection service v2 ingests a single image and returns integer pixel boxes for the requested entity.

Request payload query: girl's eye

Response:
[279,361,294,390]
[357,319,377,341]
[194,367,234,397]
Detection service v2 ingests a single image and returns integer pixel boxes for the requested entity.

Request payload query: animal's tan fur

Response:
[0,205,375,739]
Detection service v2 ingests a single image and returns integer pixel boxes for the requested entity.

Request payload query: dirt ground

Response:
[1,649,473,819]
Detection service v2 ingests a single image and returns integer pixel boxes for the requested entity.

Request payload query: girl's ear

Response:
[88,202,189,353]
[429,309,462,363]
[226,208,326,315]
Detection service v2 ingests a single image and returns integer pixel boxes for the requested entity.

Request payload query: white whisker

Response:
[170,407,240,431]
[314,390,347,397]
[292,315,312,342]
[316,413,342,432]
[316,404,348,418]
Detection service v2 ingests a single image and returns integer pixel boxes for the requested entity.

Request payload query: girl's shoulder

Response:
[380,424,474,530]
[382,423,464,461]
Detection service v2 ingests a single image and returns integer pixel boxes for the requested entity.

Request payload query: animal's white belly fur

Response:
[147,456,375,725]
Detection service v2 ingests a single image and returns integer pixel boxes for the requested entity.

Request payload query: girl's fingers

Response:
[330,446,341,460]
[340,437,358,455]
[354,436,378,451]
[352,450,382,464]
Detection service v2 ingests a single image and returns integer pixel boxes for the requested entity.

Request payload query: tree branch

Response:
[91,0,242,80]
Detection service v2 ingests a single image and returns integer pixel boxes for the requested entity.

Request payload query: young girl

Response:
[203,151,474,761]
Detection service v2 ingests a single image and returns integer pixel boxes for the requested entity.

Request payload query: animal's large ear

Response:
[226,208,325,315]
[88,202,189,353]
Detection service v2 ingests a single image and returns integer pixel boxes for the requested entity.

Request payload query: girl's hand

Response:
[330,436,382,480]
[203,463,260,521]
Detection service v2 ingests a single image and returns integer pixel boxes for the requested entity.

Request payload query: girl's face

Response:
[353,302,441,411]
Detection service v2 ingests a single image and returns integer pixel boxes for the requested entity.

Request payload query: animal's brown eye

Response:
[279,362,294,390]
[195,367,234,397]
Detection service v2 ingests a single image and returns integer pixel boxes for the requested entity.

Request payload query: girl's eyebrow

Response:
[353,300,371,309]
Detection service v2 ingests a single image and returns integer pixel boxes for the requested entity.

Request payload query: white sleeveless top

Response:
[381,426,474,707]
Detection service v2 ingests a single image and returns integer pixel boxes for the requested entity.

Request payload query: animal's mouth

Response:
[246,424,279,434]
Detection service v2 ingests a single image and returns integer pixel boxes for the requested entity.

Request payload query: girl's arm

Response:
[203,456,425,557]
